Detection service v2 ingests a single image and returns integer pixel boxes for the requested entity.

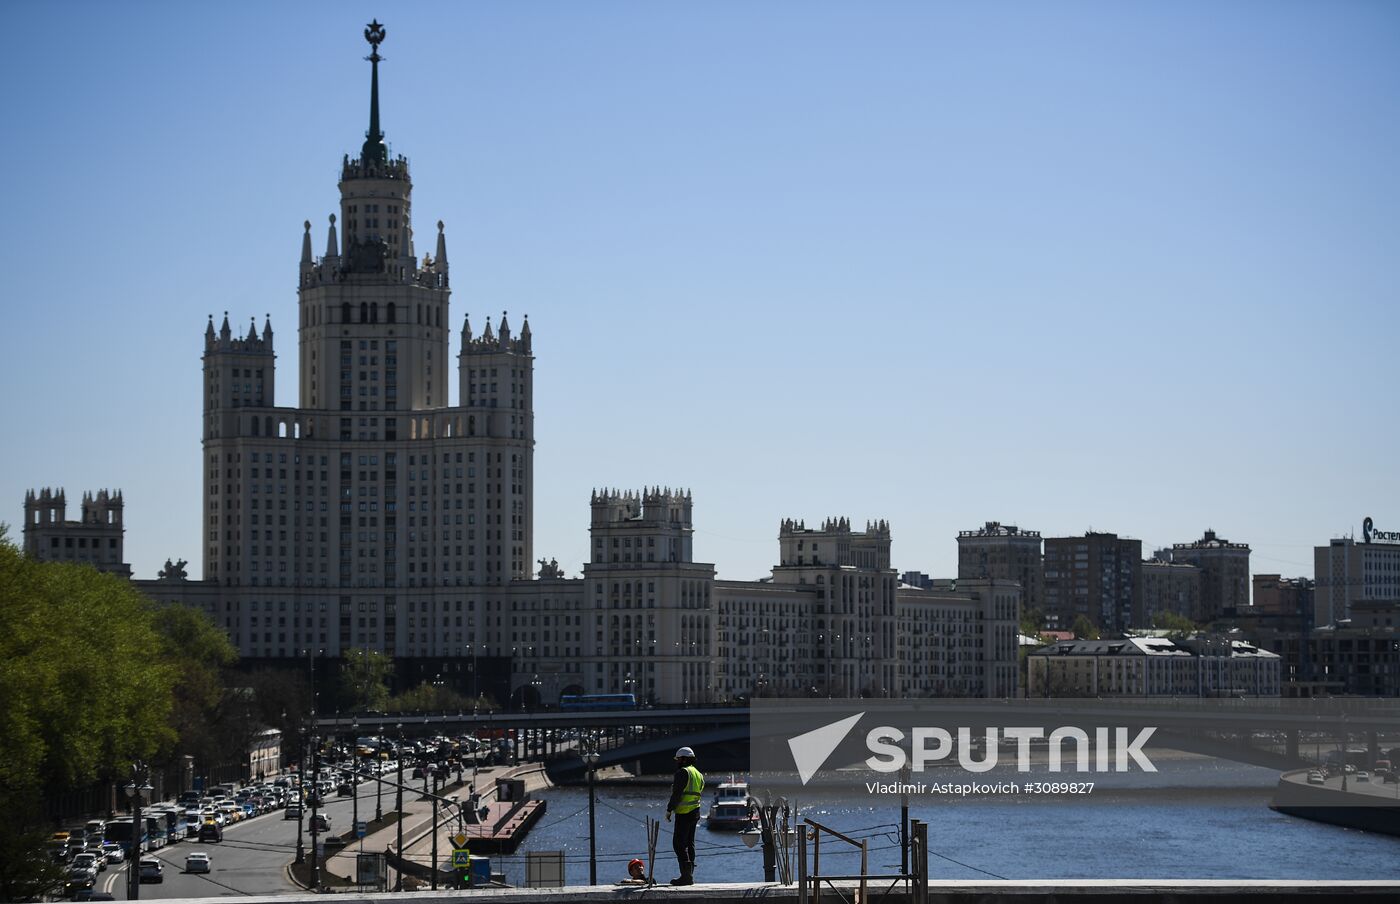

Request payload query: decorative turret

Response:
[205,315,216,348]
[461,313,472,344]
[325,214,340,261]
[435,220,447,270]
[300,220,312,265]
[220,311,231,341]
[520,314,532,353]
[498,311,511,344]
[262,314,273,343]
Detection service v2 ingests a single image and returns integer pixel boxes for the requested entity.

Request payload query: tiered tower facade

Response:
[772,517,898,696]
[192,23,533,682]
[23,487,131,576]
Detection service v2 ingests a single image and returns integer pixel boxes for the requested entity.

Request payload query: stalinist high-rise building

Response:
[180,22,531,693]
[75,22,1020,706]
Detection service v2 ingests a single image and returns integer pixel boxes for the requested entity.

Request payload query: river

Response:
[481,758,1400,887]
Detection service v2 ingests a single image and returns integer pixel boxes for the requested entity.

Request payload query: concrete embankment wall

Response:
[160,879,1400,903]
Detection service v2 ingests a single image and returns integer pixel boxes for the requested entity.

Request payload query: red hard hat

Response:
[628,858,645,878]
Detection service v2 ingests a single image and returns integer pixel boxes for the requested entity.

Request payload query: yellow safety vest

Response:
[675,765,705,814]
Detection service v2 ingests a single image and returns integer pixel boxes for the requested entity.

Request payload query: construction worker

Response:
[665,746,704,886]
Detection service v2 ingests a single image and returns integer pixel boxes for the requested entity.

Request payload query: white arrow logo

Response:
[788,712,864,785]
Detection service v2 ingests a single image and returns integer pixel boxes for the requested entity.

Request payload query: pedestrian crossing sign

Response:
[451,848,471,868]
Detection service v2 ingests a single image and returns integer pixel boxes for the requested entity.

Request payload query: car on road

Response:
[198,821,223,843]
[138,858,164,883]
[185,852,212,874]
[64,863,97,897]
[71,852,104,875]
[100,842,125,865]
[1356,771,1371,782]
[284,804,302,820]
[311,814,332,832]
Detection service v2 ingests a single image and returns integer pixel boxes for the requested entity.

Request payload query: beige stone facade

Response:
[957,521,1043,613]
[22,488,131,577]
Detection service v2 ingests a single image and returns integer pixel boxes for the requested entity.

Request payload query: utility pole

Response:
[394,722,404,892]
[294,725,306,865]
[430,791,439,890]
[124,762,151,901]
[583,742,600,885]
[351,719,360,845]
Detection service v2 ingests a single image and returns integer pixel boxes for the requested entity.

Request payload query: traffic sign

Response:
[450,848,471,868]
[452,832,468,848]
[355,821,368,838]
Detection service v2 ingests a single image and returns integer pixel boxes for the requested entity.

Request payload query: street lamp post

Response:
[304,647,324,890]
[351,719,360,841]
[394,722,405,891]
[124,762,152,901]
[309,734,322,890]
[295,724,306,865]
[430,780,440,891]
[583,742,601,886]
[375,742,384,822]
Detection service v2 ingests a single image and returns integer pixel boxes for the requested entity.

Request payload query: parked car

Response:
[185,852,212,874]
[138,858,164,883]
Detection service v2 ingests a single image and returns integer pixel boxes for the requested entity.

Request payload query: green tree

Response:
[1152,611,1199,637]
[152,601,245,778]
[1069,614,1100,640]
[0,536,176,899]
[1019,606,1046,638]
[386,680,474,713]
[340,647,393,712]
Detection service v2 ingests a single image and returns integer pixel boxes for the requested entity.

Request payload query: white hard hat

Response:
[675,747,695,758]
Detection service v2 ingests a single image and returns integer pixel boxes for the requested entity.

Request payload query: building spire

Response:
[301,220,312,264]
[361,20,388,166]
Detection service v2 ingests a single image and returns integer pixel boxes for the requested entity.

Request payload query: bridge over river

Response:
[321,698,1400,779]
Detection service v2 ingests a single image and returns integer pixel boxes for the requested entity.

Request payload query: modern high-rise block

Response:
[1043,532,1141,634]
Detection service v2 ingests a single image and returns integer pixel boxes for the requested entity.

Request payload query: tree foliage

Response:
[1151,611,1200,637]
[339,647,393,712]
[385,680,475,713]
[0,533,241,899]
[1069,614,1101,640]
[1019,606,1046,638]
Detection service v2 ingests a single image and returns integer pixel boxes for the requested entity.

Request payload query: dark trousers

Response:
[672,809,700,874]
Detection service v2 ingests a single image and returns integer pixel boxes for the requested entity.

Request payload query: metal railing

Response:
[797,817,928,904]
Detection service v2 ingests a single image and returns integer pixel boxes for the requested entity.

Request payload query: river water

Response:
[482,758,1400,887]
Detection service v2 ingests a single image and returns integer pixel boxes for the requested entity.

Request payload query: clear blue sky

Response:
[2,1,1396,583]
